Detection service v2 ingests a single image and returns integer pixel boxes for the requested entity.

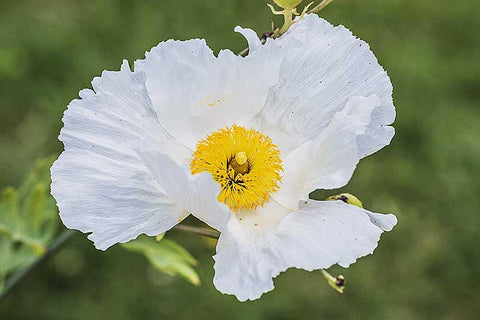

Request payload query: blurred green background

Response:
[1,0,479,319]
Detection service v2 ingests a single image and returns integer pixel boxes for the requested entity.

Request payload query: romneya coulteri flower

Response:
[51,14,397,301]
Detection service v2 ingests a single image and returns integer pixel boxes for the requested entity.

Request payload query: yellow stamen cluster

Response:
[191,125,283,211]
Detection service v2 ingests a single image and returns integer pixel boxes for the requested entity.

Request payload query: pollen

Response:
[190,125,283,211]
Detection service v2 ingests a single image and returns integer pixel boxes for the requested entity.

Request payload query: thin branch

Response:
[173,225,219,239]
[308,0,337,14]
[0,229,75,303]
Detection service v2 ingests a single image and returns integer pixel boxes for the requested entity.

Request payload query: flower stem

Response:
[173,225,220,239]
[0,229,75,303]
[308,0,336,14]
[279,10,294,35]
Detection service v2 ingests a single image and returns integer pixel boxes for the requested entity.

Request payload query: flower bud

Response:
[273,0,303,10]
[321,270,346,293]
[326,193,363,208]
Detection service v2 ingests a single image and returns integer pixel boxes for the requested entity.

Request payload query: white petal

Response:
[365,210,398,232]
[137,150,231,231]
[234,26,262,52]
[51,61,190,250]
[134,39,282,149]
[213,200,396,301]
[274,95,380,209]
[254,14,395,157]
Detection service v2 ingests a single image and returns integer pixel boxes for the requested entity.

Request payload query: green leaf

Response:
[0,156,59,283]
[121,235,200,286]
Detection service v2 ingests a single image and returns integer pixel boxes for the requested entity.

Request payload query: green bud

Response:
[321,270,345,293]
[273,0,303,10]
[326,193,363,208]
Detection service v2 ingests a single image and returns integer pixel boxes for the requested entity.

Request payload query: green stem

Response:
[0,229,75,303]
[308,0,336,14]
[279,11,294,35]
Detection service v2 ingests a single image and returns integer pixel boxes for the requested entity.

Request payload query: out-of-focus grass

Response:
[1,0,479,319]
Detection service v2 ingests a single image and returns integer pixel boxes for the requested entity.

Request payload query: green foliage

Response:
[0,156,58,288]
[0,156,200,291]
[121,235,200,287]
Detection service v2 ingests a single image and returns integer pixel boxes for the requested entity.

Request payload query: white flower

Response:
[51,14,397,301]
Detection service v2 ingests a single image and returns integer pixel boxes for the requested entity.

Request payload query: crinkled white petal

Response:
[137,150,231,231]
[213,200,396,301]
[234,26,262,52]
[134,38,282,149]
[365,210,398,232]
[51,61,190,250]
[253,14,395,157]
[273,95,380,209]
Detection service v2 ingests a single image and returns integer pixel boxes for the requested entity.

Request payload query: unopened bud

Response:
[273,0,303,10]
[321,269,346,293]
[326,193,363,208]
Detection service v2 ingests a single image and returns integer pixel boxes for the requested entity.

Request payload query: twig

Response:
[173,225,219,239]
[0,229,75,303]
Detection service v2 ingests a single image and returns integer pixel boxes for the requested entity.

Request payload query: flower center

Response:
[190,125,283,211]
